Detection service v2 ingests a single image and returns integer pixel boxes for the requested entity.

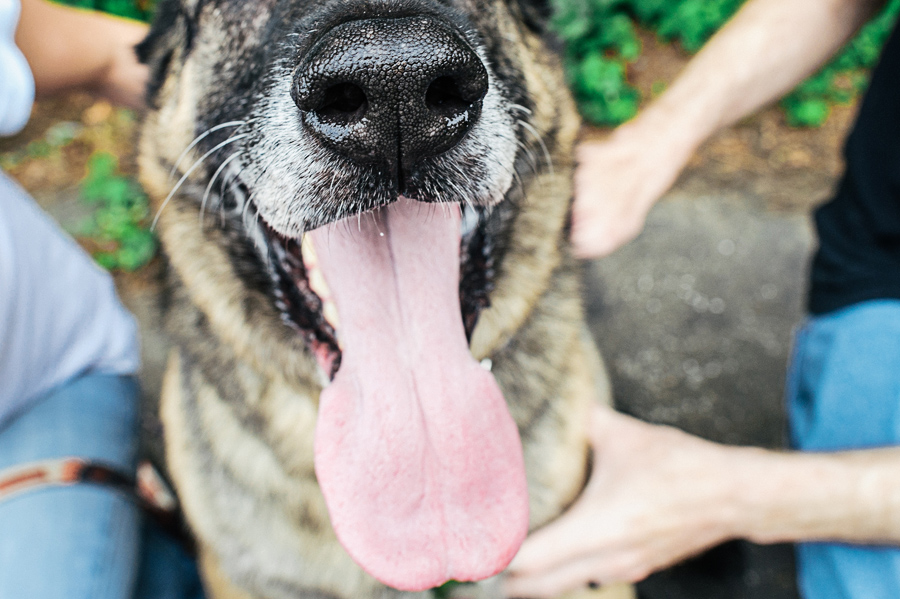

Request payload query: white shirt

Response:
[0,0,139,428]
[0,0,34,136]
[0,174,141,428]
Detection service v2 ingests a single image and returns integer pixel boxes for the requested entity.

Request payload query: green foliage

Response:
[0,121,82,170]
[53,0,154,21]
[781,0,900,126]
[552,0,641,126]
[432,581,472,599]
[553,0,900,127]
[80,152,157,271]
[650,0,744,52]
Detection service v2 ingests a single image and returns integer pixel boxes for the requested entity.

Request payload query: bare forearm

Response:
[721,446,900,545]
[505,409,900,596]
[631,0,883,152]
[15,0,147,104]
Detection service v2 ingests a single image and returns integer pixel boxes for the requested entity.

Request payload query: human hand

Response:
[504,406,738,598]
[16,0,148,109]
[569,118,695,259]
[94,16,149,109]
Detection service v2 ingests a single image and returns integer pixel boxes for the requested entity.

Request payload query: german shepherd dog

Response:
[137,0,628,597]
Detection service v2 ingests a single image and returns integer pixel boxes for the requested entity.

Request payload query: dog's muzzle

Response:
[292,16,487,180]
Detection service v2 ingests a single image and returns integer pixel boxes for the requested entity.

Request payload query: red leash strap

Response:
[0,457,176,510]
[0,458,93,502]
[0,457,194,554]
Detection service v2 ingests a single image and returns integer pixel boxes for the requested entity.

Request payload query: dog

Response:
[137,0,631,597]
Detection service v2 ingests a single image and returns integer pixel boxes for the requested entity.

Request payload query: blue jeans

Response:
[787,300,900,599]
[0,374,205,599]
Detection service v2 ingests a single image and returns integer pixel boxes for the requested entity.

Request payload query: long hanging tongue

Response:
[311,198,529,592]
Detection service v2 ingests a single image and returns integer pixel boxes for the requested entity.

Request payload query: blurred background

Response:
[2,1,898,598]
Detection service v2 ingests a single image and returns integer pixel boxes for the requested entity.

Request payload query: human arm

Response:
[571,0,885,258]
[503,406,900,598]
[14,0,148,108]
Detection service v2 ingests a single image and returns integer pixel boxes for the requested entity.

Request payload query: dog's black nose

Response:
[292,17,488,181]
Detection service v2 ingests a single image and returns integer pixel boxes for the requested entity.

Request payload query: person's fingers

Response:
[507,407,630,574]
[100,20,150,109]
[570,222,616,258]
[568,191,646,259]
[507,502,603,575]
[504,551,641,598]
[569,209,628,258]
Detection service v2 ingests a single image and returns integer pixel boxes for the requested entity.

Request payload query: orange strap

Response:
[0,458,176,512]
[0,457,193,554]
[0,457,88,501]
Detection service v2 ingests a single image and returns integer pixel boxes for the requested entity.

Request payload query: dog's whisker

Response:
[242,202,269,262]
[241,187,254,221]
[200,152,244,230]
[242,153,281,224]
[446,163,473,206]
[515,140,539,174]
[329,170,339,206]
[153,133,250,231]
[368,210,385,237]
[169,121,246,180]
[219,164,243,227]
[509,164,525,198]
[518,119,554,175]
[509,103,533,116]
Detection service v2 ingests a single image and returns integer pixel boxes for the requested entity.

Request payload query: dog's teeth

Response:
[301,235,317,269]
[302,236,333,300]
[323,301,339,327]
[300,234,339,342]
[309,267,331,302]
[461,205,480,237]
[480,358,493,372]
[323,301,342,345]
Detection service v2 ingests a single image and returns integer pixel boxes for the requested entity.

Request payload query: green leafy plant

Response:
[432,580,471,599]
[552,0,900,127]
[780,0,900,126]
[54,0,154,21]
[80,152,157,271]
[552,0,643,126]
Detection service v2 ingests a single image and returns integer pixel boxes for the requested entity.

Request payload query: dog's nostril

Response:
[425,76,472,116]
[316,83,368,123]
[295,17,489,174]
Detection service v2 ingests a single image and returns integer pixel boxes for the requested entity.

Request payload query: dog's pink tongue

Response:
[310,198,528,592]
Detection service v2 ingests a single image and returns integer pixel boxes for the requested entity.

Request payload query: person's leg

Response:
[787,299,900,599]
[0,373,142,599]
[134,519,207,599]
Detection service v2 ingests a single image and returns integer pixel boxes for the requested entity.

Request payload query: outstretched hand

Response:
[504,406,738,598]
[569,119,695,259]
[92,16,149,110]
[16,0,148,109]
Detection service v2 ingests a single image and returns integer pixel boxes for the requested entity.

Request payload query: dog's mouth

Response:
[259,197,528,591]
[263,198,495,383]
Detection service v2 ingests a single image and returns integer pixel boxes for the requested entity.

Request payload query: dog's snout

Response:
[292,17,488,179]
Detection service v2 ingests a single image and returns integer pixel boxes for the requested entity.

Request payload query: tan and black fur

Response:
[137,1,632,597]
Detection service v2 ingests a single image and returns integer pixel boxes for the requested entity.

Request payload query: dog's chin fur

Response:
[138,0,628,597]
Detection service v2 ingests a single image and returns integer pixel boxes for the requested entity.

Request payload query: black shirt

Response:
[809,20,900,315]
